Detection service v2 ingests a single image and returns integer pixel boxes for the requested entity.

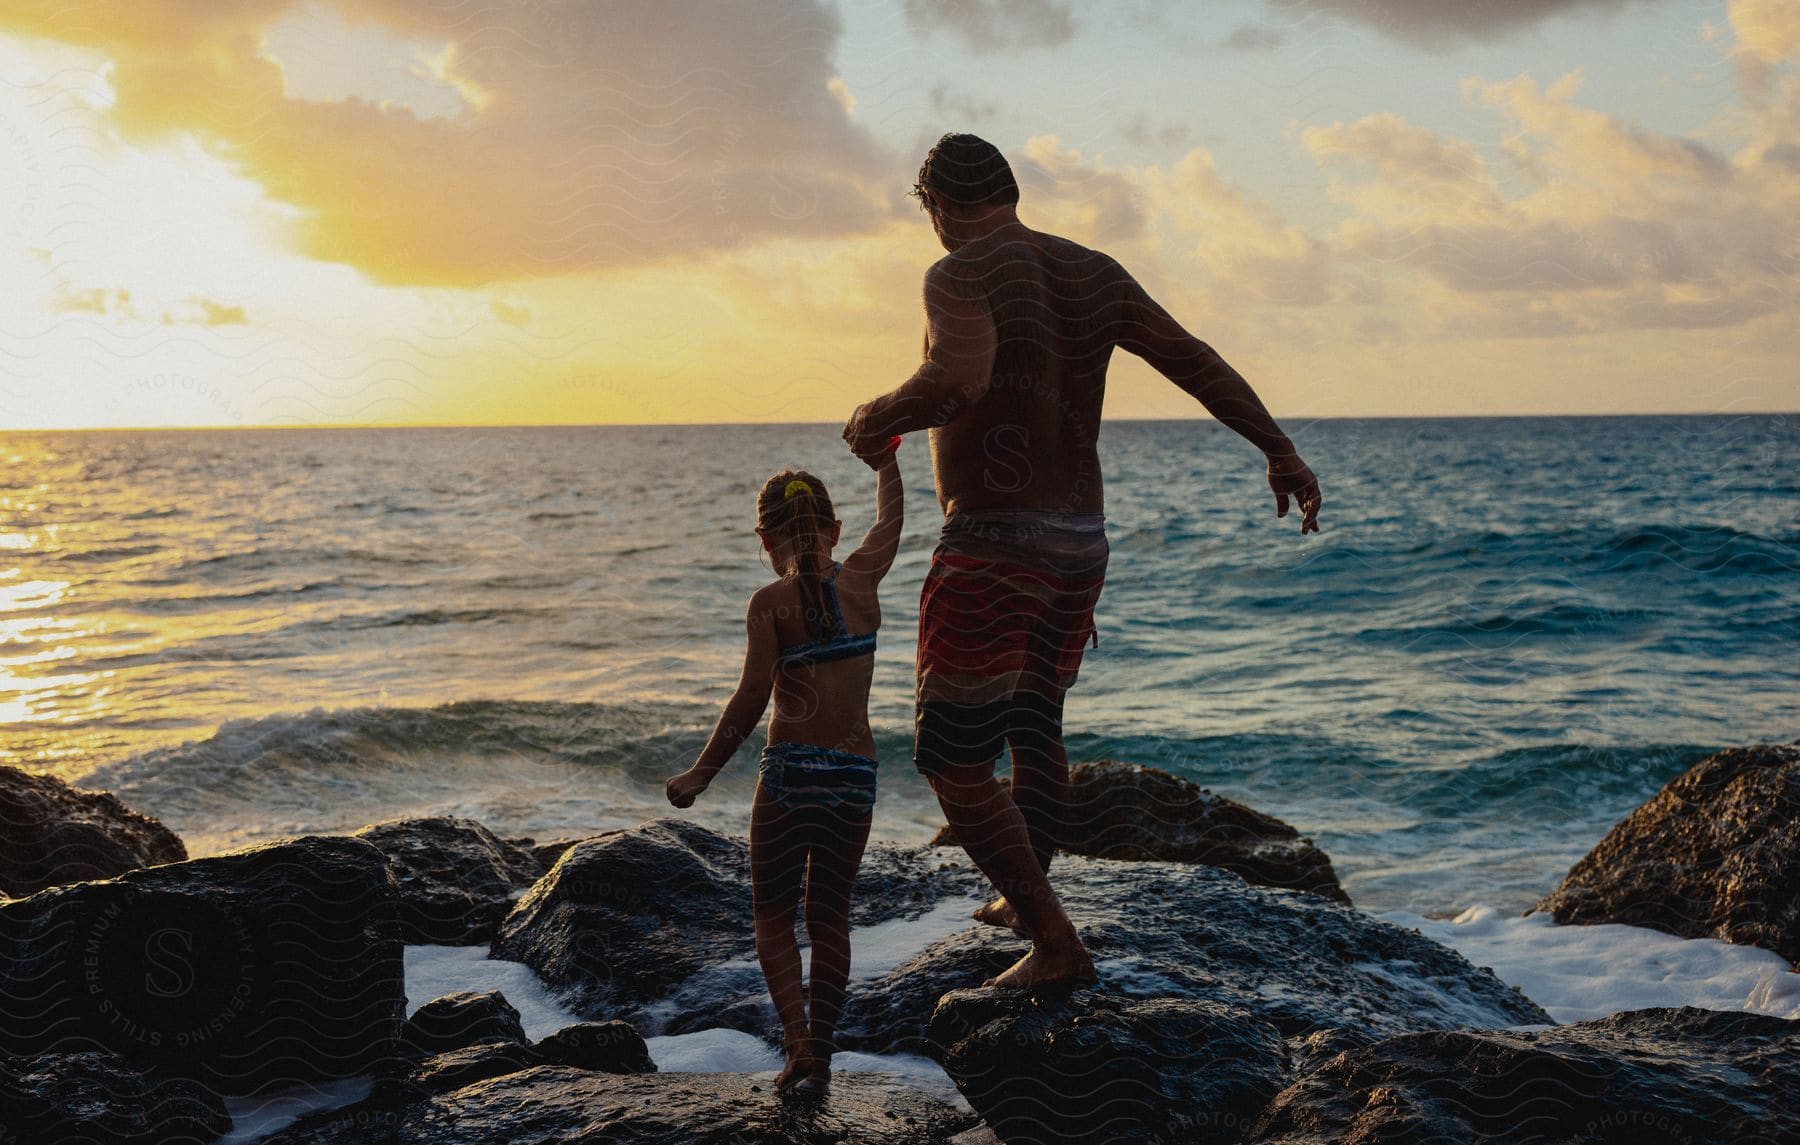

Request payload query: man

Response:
[843,133,1321,988]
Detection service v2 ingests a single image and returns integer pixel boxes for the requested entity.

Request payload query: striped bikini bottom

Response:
[758,741,878,815]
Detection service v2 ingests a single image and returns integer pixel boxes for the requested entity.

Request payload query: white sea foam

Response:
[1377,906,1800,1024]
[216,1079,372,1145]
[844,895,989,977]
[403,944,584,1040]
[646,1027,783,1073]
[642,1030,970,1110]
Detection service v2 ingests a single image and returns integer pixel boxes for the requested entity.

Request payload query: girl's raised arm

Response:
[666,592,779,807]
[842,448,903,584]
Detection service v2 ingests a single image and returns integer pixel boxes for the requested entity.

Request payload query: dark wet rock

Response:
[532,1021,656,1074]
[402,990,527,1056]
[1534,744,1800,963]
[516,833,616,871]
[1248,1006,1800,1144]
[0,1050,231,1144]
[408,1042,541,1095]
[491,818,753,1018]
[928,989,1288,1145]
[261,1066,978,1144]
[842,857,1550,1056]
[404,1019,654,1097]
[0,764,186,897]
[931,760,1348,903]
[1283,1027,1367,1077]
[355,817,544,945]
[0,835,404,1092]
[492,818,983,1023]
[857,849,989,928]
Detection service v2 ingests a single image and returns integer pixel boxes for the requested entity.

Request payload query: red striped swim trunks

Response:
[914,510,1108,773]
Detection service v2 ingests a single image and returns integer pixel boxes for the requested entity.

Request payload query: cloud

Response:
[1222,24,1287,52]
[1014,135,1149,245]
[1761,141,1800,168]
[1262,0,1651,49]
[196,298,248,326]
[54,286,133,316]
[1733,0,1800,57]
[1120,115,1192,150]
[1,0,897,286]
[827,76,857,117]
[1300,72,1800,336]
[903,0,1077,53]
[927,84,1000,125]
[1731,0,1800,85]
[489,298,529,328]
[1144,148,1341,307]
[1303,111,1504,227]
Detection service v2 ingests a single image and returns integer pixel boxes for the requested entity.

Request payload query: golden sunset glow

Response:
[2,1,1796,428]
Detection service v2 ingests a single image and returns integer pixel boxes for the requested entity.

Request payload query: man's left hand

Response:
[1268,454,1322,534]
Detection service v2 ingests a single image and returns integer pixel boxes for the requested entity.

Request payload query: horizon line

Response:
[6,409,1796,433]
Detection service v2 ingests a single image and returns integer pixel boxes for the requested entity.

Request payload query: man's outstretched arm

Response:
[1119,280,1322,533]
[843,262,997,455]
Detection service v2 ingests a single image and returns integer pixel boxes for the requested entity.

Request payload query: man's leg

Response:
[1006,689,1070,874]
[968,692,1068,934]
[925,753,1093,988]
[975,557,1102,930]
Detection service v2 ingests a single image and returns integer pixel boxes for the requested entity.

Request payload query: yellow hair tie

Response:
[783,479,814,501]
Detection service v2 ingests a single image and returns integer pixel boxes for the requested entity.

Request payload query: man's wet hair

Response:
[912,133,1019,210]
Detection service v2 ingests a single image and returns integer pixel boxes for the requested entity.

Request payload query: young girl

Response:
[666,441,902,1096]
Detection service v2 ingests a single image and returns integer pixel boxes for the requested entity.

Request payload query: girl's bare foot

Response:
[972,895,1028,936]
[786,1054,830,1097]
[774,1052,811,1093]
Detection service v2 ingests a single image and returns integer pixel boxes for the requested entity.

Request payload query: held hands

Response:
[859,434,904,470]
[1266,452,1322,534]
[842,403,896,463]
[665,769,709,810]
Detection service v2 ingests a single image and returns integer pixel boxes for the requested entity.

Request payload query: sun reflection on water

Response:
[0,574,113,744]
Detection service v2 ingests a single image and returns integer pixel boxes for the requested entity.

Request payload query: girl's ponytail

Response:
[756,469,840,641]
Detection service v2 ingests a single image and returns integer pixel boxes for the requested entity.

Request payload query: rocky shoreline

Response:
[3,747,1796,1143]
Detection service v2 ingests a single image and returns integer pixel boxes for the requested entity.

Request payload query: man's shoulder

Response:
[928,230,1129,282]
[1029,227,1128,270]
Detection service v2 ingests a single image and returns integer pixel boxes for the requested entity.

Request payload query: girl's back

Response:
[765,564,882,758]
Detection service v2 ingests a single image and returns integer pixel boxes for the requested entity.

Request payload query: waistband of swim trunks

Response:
[941,508,1106,538]
[762,741,879,766]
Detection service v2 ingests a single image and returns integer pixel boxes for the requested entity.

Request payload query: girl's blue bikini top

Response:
[775,564,877,670]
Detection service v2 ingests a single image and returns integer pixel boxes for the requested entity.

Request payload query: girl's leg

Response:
[750,782,810,1088]
[801,802,872,1080]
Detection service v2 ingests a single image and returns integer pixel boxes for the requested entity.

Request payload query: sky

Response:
[0,0,1796,428]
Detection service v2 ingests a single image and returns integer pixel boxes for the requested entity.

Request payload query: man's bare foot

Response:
[982,942,1097,990]
[972,895,1028,936]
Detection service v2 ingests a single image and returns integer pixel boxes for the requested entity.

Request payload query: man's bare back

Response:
[924,228,1123,518]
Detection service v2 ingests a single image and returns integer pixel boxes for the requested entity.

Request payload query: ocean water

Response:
[3,416,1796,915]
